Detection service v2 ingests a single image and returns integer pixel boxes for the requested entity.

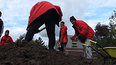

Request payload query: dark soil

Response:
[0,42,111,65]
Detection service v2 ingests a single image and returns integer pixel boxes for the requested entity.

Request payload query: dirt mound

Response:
[0,42,110,65]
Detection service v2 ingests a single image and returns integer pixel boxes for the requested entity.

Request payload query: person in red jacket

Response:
[0,30,13,45]
[58,21,68,52]
[25,1,63,49]
[70,16,94,59]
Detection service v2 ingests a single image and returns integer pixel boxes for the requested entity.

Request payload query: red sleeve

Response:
[54,5,63,21]
[58,7,63,21]
[60,26,67,43]
[9,36,13,43]
[72,33,77,38]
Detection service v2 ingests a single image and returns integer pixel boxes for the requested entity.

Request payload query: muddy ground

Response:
[0,42,111,65]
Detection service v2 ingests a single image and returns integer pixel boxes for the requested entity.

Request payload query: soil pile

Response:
[0,42,110,65]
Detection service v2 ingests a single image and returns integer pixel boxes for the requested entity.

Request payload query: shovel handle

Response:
[89,40,112,58]
[39,27,46,32]
[90,40,97,44]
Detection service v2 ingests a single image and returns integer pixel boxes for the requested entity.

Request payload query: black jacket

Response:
[0,19,3,37]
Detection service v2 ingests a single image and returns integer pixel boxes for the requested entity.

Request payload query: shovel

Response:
[35,27,46,34]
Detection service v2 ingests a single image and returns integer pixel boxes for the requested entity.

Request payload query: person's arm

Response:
[0,20,3,37]
[70,33,78,40]
[54,5,63,21]
[9,36,13,44]
[73,33,77,38]
[58,7,63,21]
[77,21,88,43]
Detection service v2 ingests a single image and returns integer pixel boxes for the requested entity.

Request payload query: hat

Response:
[5,30,9,33]
[70,16,76,22]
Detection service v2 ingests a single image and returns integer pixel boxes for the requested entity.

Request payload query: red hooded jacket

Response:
[0,36,13,45]
[27,1,63,28]
[72,20,94,40]
[60,26,68,43]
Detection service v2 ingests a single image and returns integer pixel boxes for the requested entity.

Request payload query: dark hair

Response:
[0,11,1,17]
[61,21,65,24]
[70,16,76,22]
[5,30,9,33]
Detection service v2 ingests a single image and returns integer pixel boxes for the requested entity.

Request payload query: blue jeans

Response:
[78,38,93,59]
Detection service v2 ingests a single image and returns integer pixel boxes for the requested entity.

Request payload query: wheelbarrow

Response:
[83,40,116,65]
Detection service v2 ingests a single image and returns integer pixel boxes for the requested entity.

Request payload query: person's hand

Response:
[57,40,60,43]
[70,37,75,40]
[71,36,78,40]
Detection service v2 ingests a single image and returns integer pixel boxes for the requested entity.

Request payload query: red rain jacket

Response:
[72,20,94,40]
[60,26,68,43]
[0,36,13,45]
[27,1,63,28]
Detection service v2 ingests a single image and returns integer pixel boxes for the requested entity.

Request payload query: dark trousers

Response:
[25,9,60,49]
[59,43,67,52]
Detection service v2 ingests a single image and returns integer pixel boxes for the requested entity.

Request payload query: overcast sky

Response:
[0,0,116,45]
